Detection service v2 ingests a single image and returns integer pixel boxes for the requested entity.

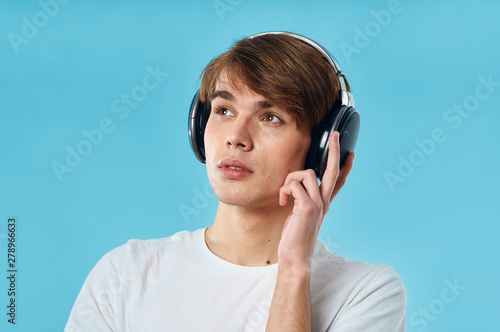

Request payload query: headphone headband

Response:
[248,31,355,108]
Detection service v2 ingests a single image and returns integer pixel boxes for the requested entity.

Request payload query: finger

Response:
[279,179,316,208]
[282,169,322,204]
[319,131,341,205]
[331,152,355,202]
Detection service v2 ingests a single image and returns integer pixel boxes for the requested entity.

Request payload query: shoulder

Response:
[66,230,203,331]
[311,240,406,302]
[313,240,403,275]
[311,241,406,330]
[94,228,203,273]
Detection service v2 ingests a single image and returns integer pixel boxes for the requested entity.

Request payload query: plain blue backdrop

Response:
[1,0,499,331]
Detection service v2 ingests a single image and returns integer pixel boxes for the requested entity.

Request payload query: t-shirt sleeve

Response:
[329,264,407,332]
[64,245,126,332]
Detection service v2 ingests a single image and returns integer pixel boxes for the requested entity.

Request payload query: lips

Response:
[219,158,253,172]
[219,158,254,179]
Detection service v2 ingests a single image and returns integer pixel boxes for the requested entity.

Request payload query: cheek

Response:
[261,141,311,183]
[204,120,217,162]
[274,136,311,170]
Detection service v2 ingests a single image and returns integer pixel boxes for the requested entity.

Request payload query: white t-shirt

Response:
[65,227,406,331]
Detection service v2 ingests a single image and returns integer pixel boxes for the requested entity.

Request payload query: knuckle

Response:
[317,200,324,212]
[338,177,346,187]
[306,169,316,178]
[336,175,346,186]
[291,181,302,190]
[303,202,316,215]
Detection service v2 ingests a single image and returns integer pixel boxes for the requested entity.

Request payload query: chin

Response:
[209,179,278,210]
[218,196,277,210]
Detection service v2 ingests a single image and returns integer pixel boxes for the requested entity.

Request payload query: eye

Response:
[263,114,282,123]
[214,106,234,116]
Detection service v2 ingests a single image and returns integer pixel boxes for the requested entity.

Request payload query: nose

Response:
[225,117,253,152]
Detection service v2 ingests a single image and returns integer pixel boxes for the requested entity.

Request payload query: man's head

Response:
[198,32,351,209]
[199,33,350,132]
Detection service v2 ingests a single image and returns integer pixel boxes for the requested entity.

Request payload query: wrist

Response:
[278,260,311,278]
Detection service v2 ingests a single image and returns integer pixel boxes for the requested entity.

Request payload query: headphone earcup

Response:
[188,90,210,163]
[337,106,360,171]
[305,105,360,179]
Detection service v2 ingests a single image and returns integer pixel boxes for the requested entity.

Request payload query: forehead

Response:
[211,72,271,108]
[214,71,254,97]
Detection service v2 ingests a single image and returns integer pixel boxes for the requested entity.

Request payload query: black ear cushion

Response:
[337,107,360,169]
[188,90,209,163]
[305,105,360,179]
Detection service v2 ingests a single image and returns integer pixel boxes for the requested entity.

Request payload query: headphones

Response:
[188,31,360,179]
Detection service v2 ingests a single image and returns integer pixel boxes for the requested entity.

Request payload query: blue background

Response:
[1,0,499,331]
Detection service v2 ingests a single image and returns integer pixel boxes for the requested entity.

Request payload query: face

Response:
[204,74,312,209]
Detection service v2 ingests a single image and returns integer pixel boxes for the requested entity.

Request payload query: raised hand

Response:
[277,131,355,268]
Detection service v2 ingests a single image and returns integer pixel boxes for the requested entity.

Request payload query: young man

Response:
[65,32,406,331]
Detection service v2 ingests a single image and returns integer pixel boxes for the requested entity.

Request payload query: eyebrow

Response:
[210,90,273,110]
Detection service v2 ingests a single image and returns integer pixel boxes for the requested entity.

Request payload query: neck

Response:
[204,201,293,267]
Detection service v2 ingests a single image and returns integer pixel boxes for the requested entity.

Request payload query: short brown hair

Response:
[199,33,350,130]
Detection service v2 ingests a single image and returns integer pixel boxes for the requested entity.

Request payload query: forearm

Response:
[265,263,312,332]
